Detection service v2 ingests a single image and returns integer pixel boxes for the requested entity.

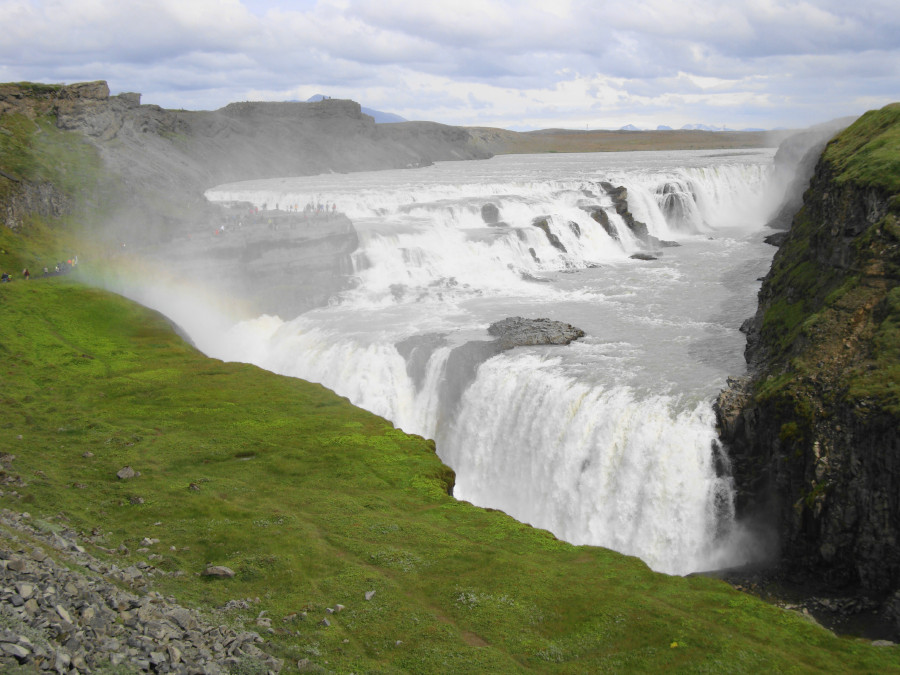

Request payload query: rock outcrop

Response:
[597,182,678,250]
[481,203,500,225]
[1,179,70,232]
[716,104,900,599]
[531,217,568,253]
[487,316,585,349]
[1,80,491,243]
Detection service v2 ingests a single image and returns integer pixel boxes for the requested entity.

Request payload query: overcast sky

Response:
[1,0,898,130]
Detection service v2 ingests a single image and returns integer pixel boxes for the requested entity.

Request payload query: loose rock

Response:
[203,565,236,578]
[0,508,281,673]
[116,466,136,480]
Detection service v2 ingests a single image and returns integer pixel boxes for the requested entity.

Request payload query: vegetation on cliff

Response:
[752,105,900,417]
[823,102,900,196]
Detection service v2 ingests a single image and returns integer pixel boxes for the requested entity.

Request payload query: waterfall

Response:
[199,150,777,575]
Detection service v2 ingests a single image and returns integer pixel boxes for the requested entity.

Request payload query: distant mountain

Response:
[619,124,641,131]
[656,125,673,131]
[306,94,406,123]
[680,123,736,132]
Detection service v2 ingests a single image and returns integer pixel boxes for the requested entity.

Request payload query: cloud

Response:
[0,0,897,129]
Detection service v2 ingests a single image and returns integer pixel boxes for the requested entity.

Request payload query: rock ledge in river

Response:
[488,317,585,350]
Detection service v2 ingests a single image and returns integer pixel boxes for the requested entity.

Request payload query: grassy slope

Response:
[1,279,898,674]
[823,102,900,195]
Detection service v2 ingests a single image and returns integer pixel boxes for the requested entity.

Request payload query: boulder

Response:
[203,565,236,578]
[116,466,136,480]
[481,203,500,225]
[532,217,567,253]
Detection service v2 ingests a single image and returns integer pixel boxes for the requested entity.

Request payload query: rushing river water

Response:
[190,150,780,575]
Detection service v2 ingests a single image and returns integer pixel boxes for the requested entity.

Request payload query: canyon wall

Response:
[717,104,900,598]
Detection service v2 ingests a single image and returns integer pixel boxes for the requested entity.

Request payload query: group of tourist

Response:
[1,256,78,283]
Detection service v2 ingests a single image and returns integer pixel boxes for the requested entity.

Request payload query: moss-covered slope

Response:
[717,103,900,595]
[2,278,898,672]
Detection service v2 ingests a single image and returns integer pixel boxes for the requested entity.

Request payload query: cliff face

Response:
[1,80,491,314]
[1,81,491,238]
[717,104,900,594]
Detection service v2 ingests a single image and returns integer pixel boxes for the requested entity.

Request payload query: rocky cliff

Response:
[717,104,900,601]
[1,80,492,314]
[0,80,491,240]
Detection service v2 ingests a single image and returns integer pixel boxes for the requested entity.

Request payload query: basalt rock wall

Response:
[716,104,900,595]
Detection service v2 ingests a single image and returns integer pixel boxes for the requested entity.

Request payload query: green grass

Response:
[823,103,900,199]
[0,215,80,277]
[0,277,897,673]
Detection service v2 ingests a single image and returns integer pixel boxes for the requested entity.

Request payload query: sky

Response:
[1,0,898,131]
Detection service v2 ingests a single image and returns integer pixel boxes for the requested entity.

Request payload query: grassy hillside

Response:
[822,102,900,196]
[0,276,898,673]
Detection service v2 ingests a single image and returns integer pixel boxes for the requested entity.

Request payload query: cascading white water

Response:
[443,354,730,572]
[197,149,779,575]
